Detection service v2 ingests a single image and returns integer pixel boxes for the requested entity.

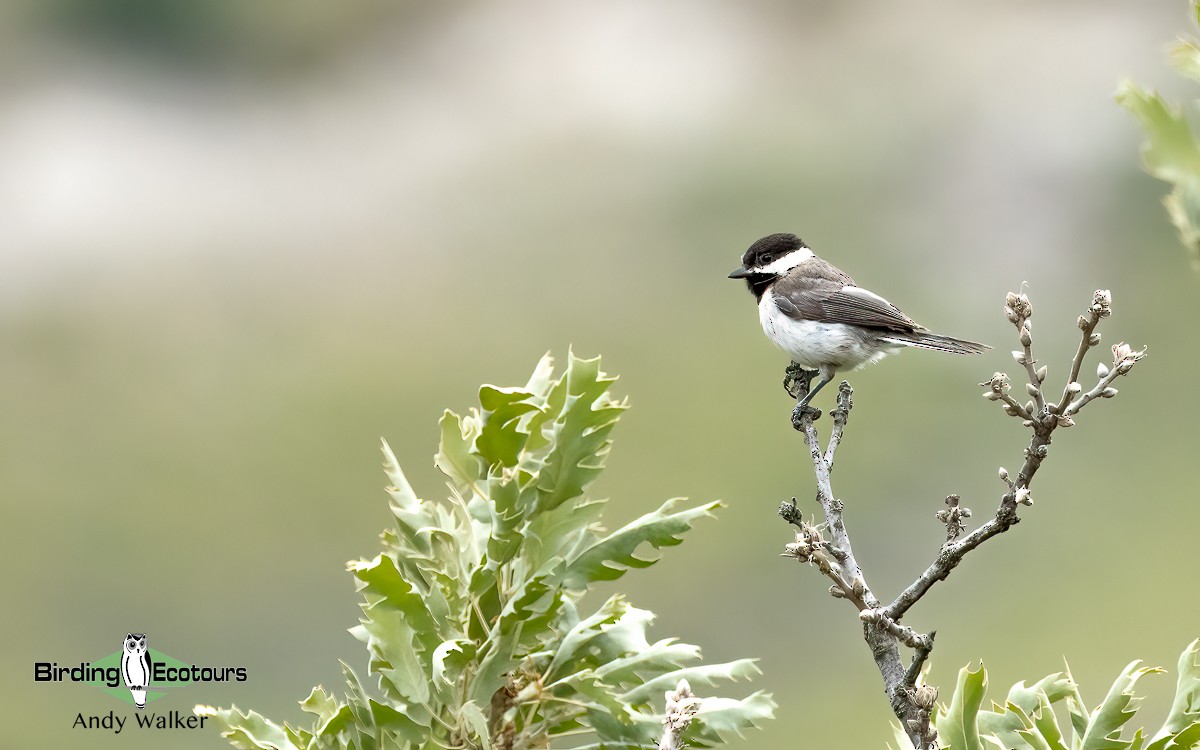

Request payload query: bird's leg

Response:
[790,374,831,427]
[783,362,816,399]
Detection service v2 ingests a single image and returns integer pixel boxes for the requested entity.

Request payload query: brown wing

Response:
[773,259,921,334]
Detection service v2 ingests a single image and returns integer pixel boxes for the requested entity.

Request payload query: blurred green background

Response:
[3,1,1197,748]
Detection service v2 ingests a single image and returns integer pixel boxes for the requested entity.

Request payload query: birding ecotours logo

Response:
[34,632,248,709]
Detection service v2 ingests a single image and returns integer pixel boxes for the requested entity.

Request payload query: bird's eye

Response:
[761,253,773,265]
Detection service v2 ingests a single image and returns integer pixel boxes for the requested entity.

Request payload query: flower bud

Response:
[1066,382,1082,396]
[1077,315,1089,330]
[1035,365,1048,383]
[912,686,939,710]
[1025,383,1040,398]
[998,466,1009,482]
[1024,400,1035,415]
[1012,351,1026,364]
[1057,415,1075,428]
[1089,332,1101,347]
[1015,488,1033,506]
[1019,327,1032,347]
[1096,362,1109,379]
[983,391,1002,401]
[1002,404,1018,416]
[1101,387,1118,398]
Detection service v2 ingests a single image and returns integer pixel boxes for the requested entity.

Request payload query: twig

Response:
[775,289,1145,750]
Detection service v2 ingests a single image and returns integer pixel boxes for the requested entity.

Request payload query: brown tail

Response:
[882,332,991,355]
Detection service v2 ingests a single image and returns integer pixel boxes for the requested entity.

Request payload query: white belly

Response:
[758,293,901,373]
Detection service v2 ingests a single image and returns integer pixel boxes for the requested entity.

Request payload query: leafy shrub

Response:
[197,352,774,749]
[892,640,1200,750]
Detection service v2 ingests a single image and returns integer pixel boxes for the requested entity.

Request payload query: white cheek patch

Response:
[756,247,815,275]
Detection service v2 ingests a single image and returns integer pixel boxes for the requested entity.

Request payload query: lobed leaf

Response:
[534,353,626,512]
[1080,661,1164,750]
[683,692,779,748]
[1147,639,1200,750]
[621,659,763,705]
[562,498,721,591]
[938,662,988,750]
[476,385,543,468]
[193,704,299,750]
[460,700,493,750]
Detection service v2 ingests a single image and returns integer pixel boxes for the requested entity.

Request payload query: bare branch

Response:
[774,288,1145,750]
[824,382,853,470]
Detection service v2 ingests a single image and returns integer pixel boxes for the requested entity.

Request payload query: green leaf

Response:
[476,385,542,468]
[683,692,778,747]
[350,554,439,639]
[1171,40,1200,83]
[1065,659,1092,745]
[1165,168,1200,263]
[469,571,561,705]
[544,594,627,681]
[460,700,493,750]
[586,707,661,747]
[589,600,655,661]
[485,474,525,565]
[1148,639,1200,750]
[1116,79,1200,263]
[381,438,435,556]
[549,670,632,719]
[1116,81,1200,182]
[594,640,702,689]
[939,662,988,750]
[621,660,763,705]
[433,638,477,686]
[978,672,1077,750]
[369,699,429,744]
[194,704,300,750]
[1007,673,1078,713]
[1080,660,1164,750]
[562,498,720,591]
[350,608,431,704]
[519,497,607,582]
[535,353,626,511]
[1028,690,1069,750]
[435,409,486,493]
[298,687,355,736]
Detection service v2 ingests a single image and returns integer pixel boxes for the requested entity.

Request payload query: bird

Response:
[729,233,989,415]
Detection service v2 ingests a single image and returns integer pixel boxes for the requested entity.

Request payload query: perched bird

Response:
[729,233,989,413]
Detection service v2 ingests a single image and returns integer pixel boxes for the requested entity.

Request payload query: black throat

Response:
[742,273,777,302]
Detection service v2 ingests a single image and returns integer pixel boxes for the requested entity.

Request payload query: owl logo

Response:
[120,633,152,709]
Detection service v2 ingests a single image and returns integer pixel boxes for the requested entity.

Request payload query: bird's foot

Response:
[783,363,816,400]
[791,402,822,428]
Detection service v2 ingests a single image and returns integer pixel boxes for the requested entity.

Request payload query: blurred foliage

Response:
[891,640,1200,750]
[1118,0,1200,268]
[198,353,773,749]
[24,0,424,73]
